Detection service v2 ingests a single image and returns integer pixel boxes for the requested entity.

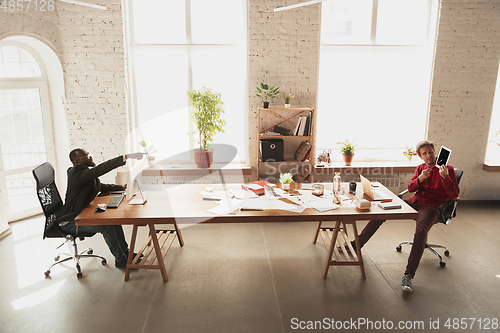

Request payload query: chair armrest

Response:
[438,198,459,225]
[398,189,409,199]
[54,212,79,224]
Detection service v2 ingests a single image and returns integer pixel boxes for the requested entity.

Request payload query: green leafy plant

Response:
[337,139,356,156]
[187,87,226,152]
[138,140,157,156]
[279,172,293,184]
[256,83,280,102]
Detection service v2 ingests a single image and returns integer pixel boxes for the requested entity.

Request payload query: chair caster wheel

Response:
[101,259,107,266]
[88,248,93,255]
[77,272,83,278]
[444,250,449,257]
[44,270,50,277]
[396,245,402,252]
[440,261,446,268]
[54,255,60,261]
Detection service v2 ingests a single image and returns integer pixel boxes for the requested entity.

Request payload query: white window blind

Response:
[126,0,247,163]
[317,0,438,162]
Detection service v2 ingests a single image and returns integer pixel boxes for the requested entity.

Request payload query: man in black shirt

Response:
[59,148,145,269]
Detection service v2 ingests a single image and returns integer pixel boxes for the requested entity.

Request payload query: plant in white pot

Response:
[186,87,226,167]
[138,140,158,167]
[279,172,293,190]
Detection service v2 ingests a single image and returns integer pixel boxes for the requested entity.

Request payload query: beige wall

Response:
[0,0,499,230]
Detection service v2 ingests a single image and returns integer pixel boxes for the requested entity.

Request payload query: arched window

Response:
[0,42,57,221]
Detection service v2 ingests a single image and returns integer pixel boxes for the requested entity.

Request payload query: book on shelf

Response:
[273,125,291,136]
[261,131,282,136]
[298,116,306,136]
[292,117,301,136]
[304,115,311,136]
[291,113,312,136]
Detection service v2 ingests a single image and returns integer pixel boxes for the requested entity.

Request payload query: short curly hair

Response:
[415,140,435,157]
[69,148,84,164]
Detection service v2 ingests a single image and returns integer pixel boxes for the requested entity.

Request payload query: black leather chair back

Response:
[33,162,67,239]
[436,168,463,225]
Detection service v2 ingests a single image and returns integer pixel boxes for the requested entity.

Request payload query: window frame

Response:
[316,0,439,163]
[0,41,56,221]
[123,0,249,164]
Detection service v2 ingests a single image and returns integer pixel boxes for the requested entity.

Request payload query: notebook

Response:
[360,175,392,201]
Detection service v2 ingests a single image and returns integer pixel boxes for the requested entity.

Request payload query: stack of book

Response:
[291,112,312,136]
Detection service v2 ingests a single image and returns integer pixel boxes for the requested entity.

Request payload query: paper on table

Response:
[240,198,265,211]
[207,198,242,215]
[230,189,259,200]
[274,200,307,213]
[199,191,235,201]
[305,198,339,212]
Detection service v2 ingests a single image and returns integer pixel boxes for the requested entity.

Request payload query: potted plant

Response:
[256,82,280,108]
[337,139,356,166]
[279,172,293,190]
[186,87,226,168]
[403,146,417,162]
[284,93,294,109]
[138,140,158,167]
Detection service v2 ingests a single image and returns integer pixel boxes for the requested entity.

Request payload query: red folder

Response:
[241,180,273,196]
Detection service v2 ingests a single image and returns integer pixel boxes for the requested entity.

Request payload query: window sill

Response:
[483,163,500,172]
[313,161,420,175]
[142,162,252,177]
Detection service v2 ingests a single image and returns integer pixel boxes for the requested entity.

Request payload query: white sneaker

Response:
[402,274,413,292]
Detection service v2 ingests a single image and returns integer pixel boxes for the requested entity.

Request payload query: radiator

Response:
[163,180,213,185]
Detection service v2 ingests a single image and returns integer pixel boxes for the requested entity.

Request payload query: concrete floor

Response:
[0,201,499,333]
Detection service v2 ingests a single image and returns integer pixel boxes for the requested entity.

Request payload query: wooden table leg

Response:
[125,224,139,281]
[313,221,322,244]
[173,223,184,247]
[351,221,366,279]
[149,223,168,283]
[323,221,341,279]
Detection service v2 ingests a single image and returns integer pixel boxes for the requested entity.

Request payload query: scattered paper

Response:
[240,198,266,211]
[207,198,242,215]
[305,198,339,212]
[274,200,307,213]
[230,190,259,200]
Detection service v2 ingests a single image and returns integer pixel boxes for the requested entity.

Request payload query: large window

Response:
[0,42,56,221]
[317,0,438,162]
[125,0,247,163]
[485,63,500,163]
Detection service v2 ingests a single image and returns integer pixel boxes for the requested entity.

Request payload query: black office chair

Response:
[396,169,463,268]
[33,162,107,279]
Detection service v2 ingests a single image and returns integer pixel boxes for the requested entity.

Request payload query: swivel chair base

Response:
[45,235,107,279]
[396,241,449,268]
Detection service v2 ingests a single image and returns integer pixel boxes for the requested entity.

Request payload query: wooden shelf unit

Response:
[258,107,315,180]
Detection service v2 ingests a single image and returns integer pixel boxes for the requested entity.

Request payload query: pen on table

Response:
[380,200,392,203]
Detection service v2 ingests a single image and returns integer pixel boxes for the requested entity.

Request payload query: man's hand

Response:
[438,164,449,179]
[418,167,432,184]
[125,152,146,160]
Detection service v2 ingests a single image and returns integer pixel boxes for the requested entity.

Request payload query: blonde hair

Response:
[416,140,435,157]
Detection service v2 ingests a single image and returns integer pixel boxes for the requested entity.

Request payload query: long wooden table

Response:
[75,183,418,282]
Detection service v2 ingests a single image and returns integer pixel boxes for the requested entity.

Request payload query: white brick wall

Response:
[248,0,321,179]
[428,0,500,199]
[0,0,499,231]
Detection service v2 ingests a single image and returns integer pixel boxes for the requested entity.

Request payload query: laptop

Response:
[360,175,393,201]
[128,178,148,205]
